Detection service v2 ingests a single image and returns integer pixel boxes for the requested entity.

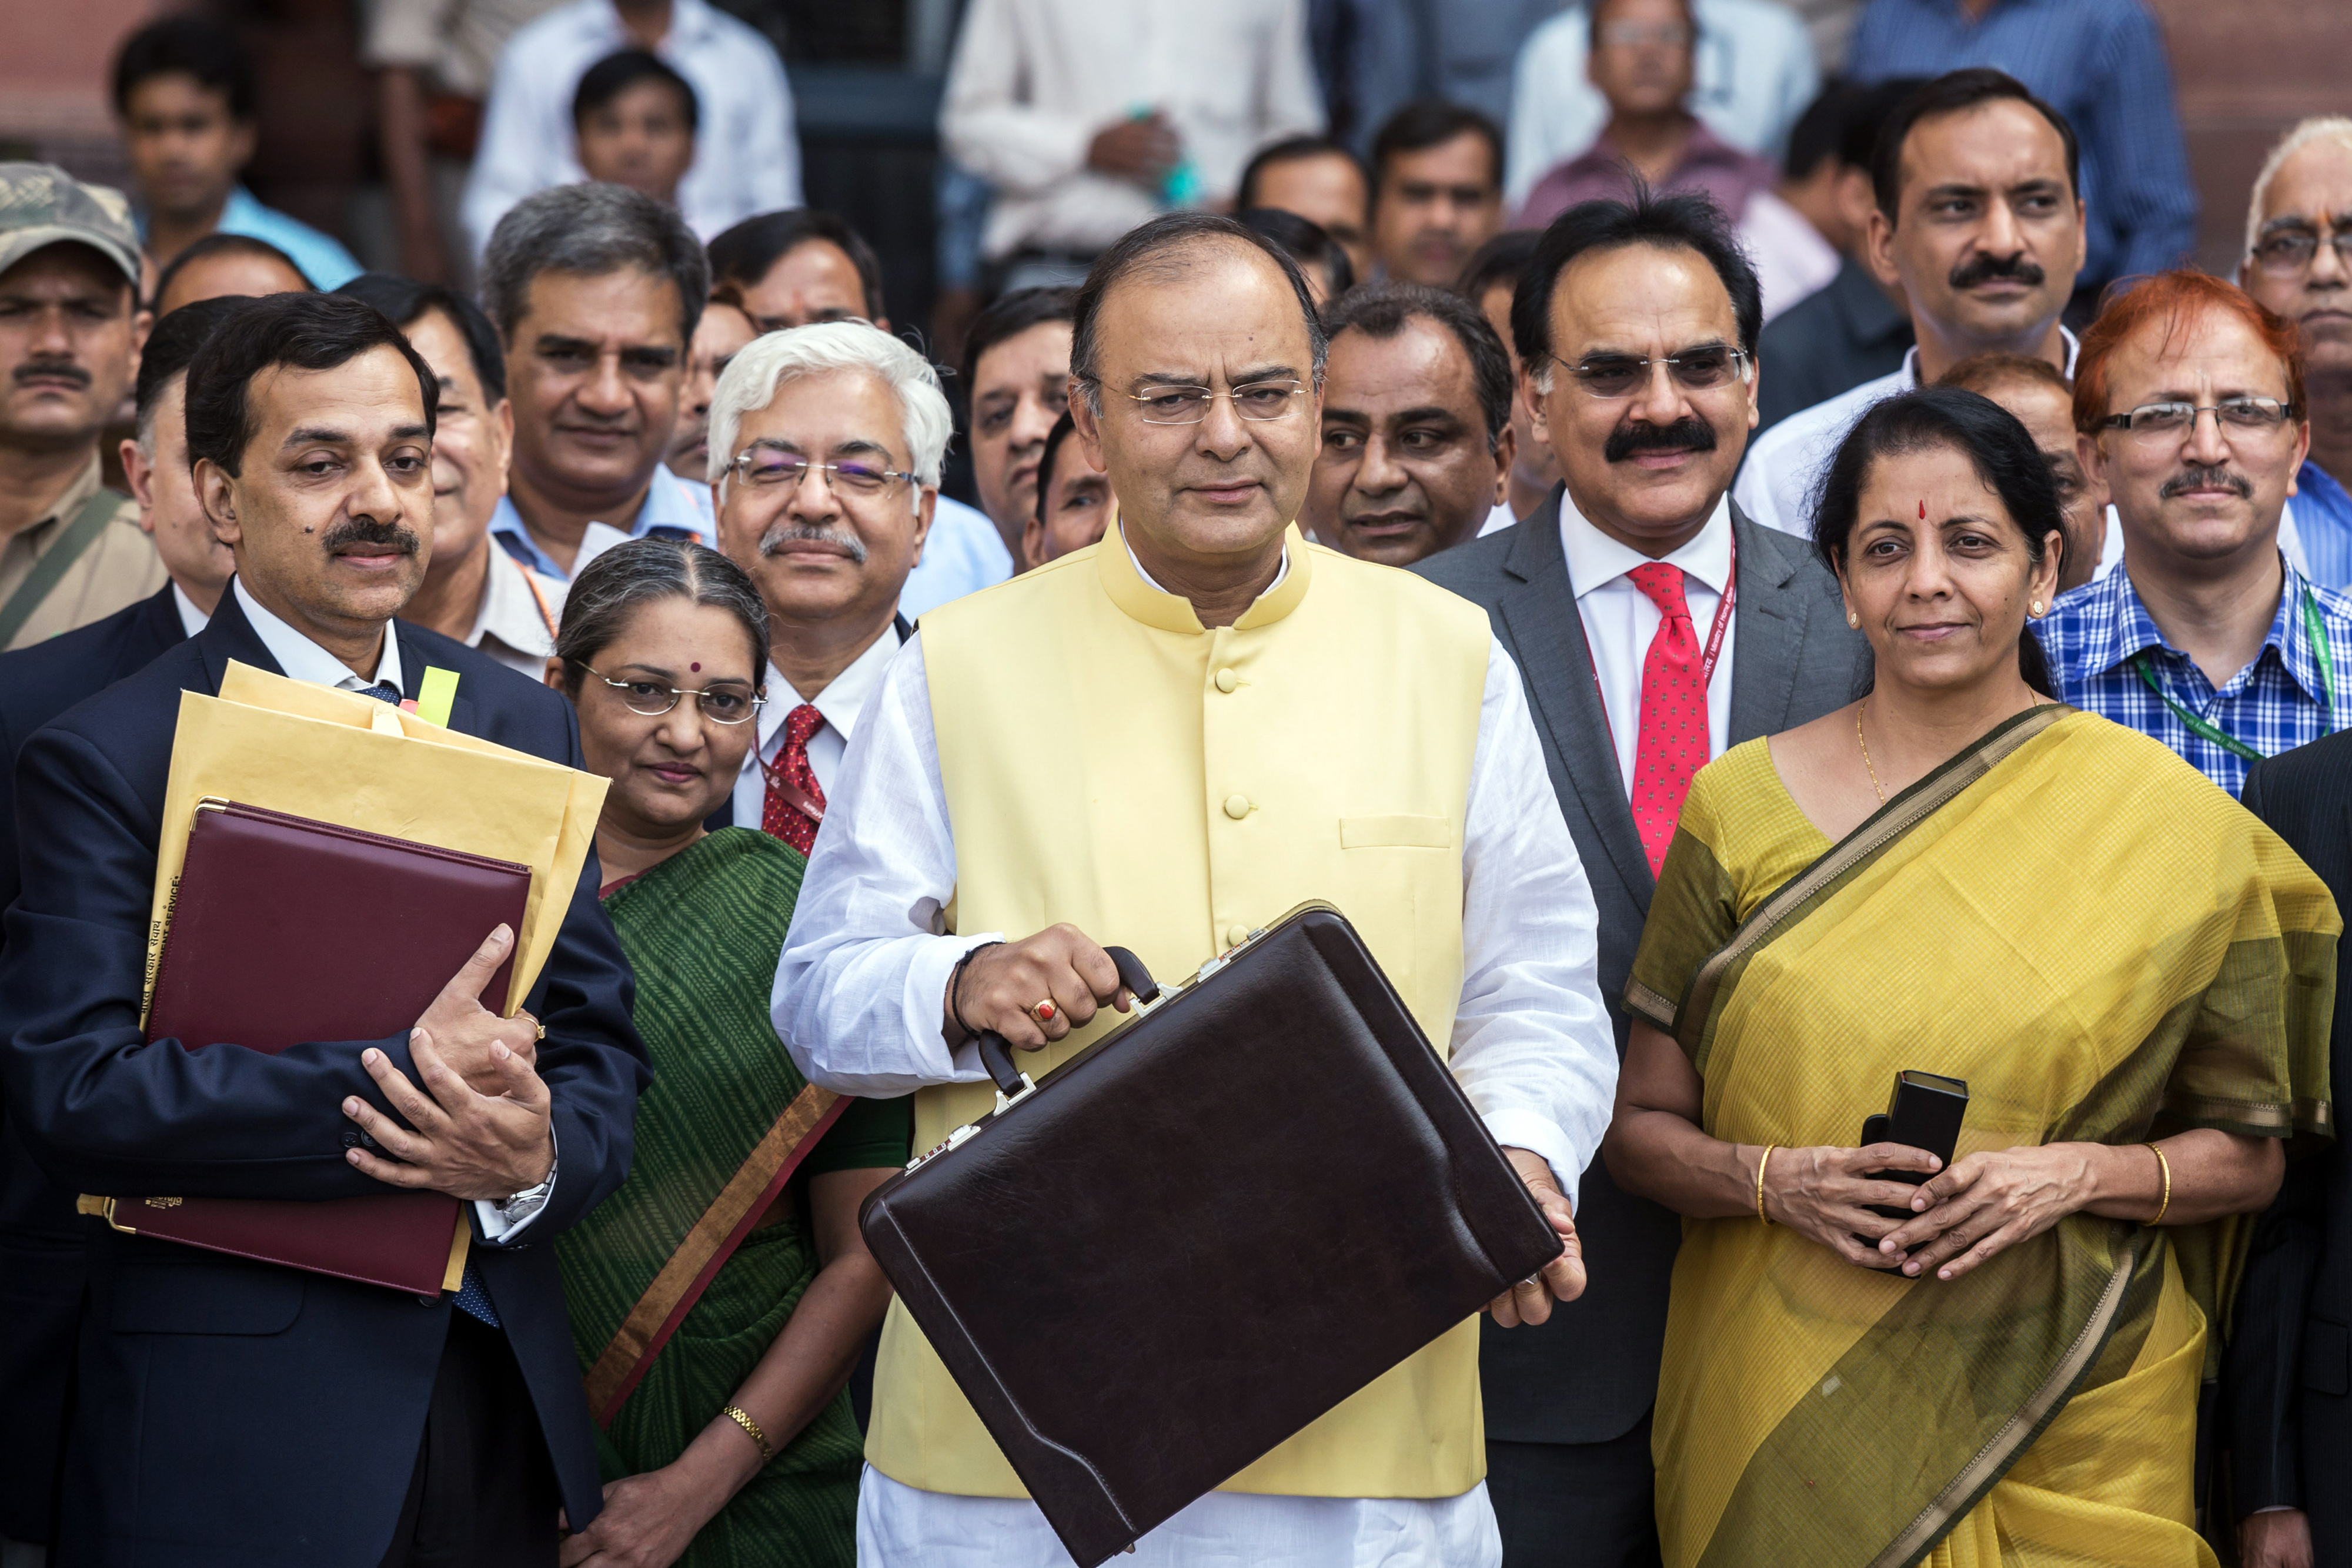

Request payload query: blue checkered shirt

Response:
[2033,557,2352,798]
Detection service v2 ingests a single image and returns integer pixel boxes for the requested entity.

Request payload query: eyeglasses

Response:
[576,662,764,725]
[2250,226,2352,277]
[2097,397,2299,441]
[727,448,916,496]
[1121,379,1309,426]
[1552,346,1750,400]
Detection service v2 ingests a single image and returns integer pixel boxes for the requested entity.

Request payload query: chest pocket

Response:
[1332,814,1462,1051]
[1340,815,1453,850]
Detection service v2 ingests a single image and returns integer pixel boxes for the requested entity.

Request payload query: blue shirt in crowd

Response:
[493,469,709,581]
[2290,460,2352,594]
[213,186,362,290]
[1845,0,2198,289]
[2034,556,2352,798]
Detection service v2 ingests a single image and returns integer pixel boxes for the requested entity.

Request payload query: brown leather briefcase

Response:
[857,901,1565,1567]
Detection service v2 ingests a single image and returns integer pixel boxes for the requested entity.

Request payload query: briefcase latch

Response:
[993,1072,1037,1116]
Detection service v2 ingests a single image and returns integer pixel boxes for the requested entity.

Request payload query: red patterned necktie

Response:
[1626,562,1708,876]
[760,703,827,853]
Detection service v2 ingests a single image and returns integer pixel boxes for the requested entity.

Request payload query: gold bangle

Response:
[720,1404,774,1463]
[1755,1144,1776,1225]
[2144,1142,2171,1226]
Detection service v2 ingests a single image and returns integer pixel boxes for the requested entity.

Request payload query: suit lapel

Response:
[1726,509,1811,744]
[1498,496,1656,907]
[192,581,281,695]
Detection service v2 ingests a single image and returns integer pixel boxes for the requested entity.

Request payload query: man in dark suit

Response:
[0,291,647,1567]
[0,292,245,1557]
[2227,733,2352,1568]
[1418,188,1869,1567]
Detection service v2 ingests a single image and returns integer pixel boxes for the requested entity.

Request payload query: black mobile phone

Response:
[1859,1070,1968,1220]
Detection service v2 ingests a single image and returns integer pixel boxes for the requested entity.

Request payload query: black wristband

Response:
[947,940,1003,1043]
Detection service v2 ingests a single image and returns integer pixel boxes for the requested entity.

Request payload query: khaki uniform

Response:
[1,457,166,651]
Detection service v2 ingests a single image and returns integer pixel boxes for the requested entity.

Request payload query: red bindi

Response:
[1919,500,1927,519]
[690,662,701,672]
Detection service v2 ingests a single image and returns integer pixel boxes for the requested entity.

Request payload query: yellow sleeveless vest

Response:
[866,527,1495,1499]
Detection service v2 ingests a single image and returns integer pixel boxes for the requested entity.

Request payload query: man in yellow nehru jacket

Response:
[774,211,1616,1567]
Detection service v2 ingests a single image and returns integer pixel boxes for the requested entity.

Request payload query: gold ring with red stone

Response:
[1028,998,1058,1025]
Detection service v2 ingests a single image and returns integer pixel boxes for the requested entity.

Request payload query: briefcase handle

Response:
[975,945,1160,1099]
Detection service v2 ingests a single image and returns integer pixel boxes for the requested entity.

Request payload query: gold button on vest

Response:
[877,525,1492,1502]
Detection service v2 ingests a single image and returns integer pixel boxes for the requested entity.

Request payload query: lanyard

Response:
[512,552,560,640]
[1590,532,1736,748]
[2127,586,2338,763]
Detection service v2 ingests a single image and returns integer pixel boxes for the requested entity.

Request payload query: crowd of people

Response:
[1,2,2351,1567]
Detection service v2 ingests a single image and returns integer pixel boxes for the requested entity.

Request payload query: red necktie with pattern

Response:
[760,703,827,853]
[1626,562,1708,876]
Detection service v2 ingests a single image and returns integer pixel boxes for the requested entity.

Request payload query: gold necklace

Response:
[1856,700,1887,804]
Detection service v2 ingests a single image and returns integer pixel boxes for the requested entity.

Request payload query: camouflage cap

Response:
[0,163,143,289]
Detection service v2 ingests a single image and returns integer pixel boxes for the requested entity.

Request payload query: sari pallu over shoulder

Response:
[1624,708,2336,1568]
[559,828,846,1427]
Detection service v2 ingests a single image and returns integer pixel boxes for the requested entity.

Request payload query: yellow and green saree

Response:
[1626,707,2337,1568]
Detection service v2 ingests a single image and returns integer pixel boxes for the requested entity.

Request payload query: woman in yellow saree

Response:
[1608,387,2336,1568]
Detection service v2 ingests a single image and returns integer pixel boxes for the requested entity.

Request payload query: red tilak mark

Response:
[690,662,701,671]
[1919,500,1927,519]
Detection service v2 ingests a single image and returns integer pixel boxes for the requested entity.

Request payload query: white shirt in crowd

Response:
[466,549,569,678]
[232,579,556,1241]
[939,0,1324,260]
[1505,0,1819,209]
[463,0,801,253]
[729,620,902,828]
[899,495,1014,621]
[171,583,211,639]
[770,540,1618,1565]
[1566,493,1736,795]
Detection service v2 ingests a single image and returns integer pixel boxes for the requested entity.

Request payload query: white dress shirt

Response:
[465,549,567,678]
[462,0,800,253]
[233,580,554,1241]
[730,620,902,829]
[1505,0,1820,207]
[1564,493,1736,797]
[938,0,1324,260]
[171,583,211,639]
[1478,499,1518,539]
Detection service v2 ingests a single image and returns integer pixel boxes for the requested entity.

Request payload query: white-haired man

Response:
[706,321,941,846]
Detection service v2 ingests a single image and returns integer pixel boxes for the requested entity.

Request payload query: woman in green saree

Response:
[1607,388,2335,1567]
[545,538,909,1568]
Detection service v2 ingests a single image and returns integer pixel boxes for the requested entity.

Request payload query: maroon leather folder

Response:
[108,800,534,1295]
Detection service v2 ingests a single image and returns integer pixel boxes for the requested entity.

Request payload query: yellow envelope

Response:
[143,661,607,1021]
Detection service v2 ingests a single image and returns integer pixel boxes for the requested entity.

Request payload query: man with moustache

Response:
[705,322,940,844]
[1023,409,1116,568]
[337,273,569,674]
[0,166,167,654]
[1306,281,1515,567]
[0,290,243,1565]
[480,182,711,580]
[1736,71,2087,541]
[1415,188,1869,1568]
[2241,118,2352,591]
[777,211,1616,1566]
[2034,271,2352,799]
[0,289,646,1564]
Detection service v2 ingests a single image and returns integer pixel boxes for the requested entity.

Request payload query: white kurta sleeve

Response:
[937,0,1095,197]
[1447,636,1618,1209]
[772,634,1003,1096]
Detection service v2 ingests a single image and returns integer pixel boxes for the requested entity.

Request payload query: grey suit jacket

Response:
[1415,487,1870,1446]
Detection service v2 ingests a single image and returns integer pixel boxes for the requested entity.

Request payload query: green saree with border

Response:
[556,827,910,1568]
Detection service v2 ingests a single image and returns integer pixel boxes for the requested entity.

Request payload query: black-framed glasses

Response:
[1552,346,1750,400]
[2250,226,2352,277]
[727,447,916,496]
[2098,397,2298,441]
[1121,379,1309,425]
[576,662,764,724]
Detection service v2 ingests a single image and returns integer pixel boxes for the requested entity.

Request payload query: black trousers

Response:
[1487,1415,1663,1568]
[375,1312,559,1568]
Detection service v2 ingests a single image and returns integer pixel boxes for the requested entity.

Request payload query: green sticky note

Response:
[415,666,459,728]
